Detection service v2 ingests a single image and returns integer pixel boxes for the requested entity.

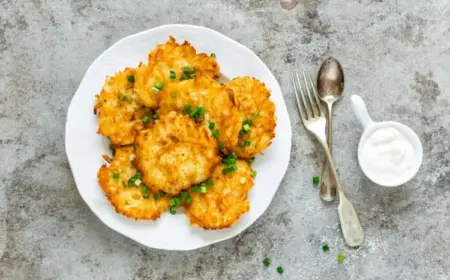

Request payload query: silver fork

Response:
[293,71,365,247]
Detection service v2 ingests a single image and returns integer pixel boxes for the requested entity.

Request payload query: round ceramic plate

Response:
[65,24,292,251]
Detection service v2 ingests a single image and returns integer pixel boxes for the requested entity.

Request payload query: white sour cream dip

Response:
[360,127,416,184]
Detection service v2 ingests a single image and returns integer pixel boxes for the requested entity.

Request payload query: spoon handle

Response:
[318,139,365,247]
[320,102,337,202]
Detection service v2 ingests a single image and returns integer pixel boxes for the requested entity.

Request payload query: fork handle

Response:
[318,140,365,247]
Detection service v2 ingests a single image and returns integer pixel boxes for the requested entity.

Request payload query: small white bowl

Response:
[351,95,423,187]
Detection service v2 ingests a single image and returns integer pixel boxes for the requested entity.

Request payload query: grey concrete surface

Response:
[1,0,450,279]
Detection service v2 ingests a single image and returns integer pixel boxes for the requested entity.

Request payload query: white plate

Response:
[65,24,292,251]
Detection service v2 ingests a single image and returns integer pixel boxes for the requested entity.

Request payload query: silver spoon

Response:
[317,57,344,202]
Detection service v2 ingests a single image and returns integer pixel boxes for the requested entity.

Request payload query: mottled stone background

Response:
[1,0,449,279]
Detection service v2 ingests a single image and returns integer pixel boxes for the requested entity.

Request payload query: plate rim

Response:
[65,24,292,251]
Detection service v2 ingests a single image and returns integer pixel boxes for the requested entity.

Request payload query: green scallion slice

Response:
[212,129,220,139]
[113,173,119,180]
[141,115,150,123]
[180,191,188,201]
[127,75,135,83]
[313,176,320,184]
[277,267,284,274]
[209,122,215,130]
[169,199,176,207]
[169,70,176,80]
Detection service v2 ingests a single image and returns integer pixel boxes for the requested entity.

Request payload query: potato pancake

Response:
[158,76,243,150]
[185,160,254,229]
[135,111,220,195]
[97,147,169,220]
[226,77,276,158]
[134,37,220,109]
[94,67,147,145]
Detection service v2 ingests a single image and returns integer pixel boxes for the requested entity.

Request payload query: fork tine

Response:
[306,71,324,116]
[292,73,307,122]
[302,71,320,118]
[295,71,313,119]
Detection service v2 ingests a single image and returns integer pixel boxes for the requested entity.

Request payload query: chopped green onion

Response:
[189,73,196,79]
[209,122,215,130]
[183,66,191,74]
[159,191,166,197]
[253,170,257,178]
[141,115,150,123]
[210,53,216,58]
[183,104,192,114]
[189,106,206,119]
[248,157,256,164]
[152,87,160,94]
[152,112,158,120]
[169,206,177,215]
[142,193,150,199]
[180,191,188,201]
[185,196,193,204]
[277,267,284,274]
[113,173,119,180]
[122,180,127,187]
[243,119,253,126]
[169,70,176,80]
[174,197,182,206]
[218,142,225,149]
[322,244,329,252]
[222,153,238,165]
[212,129,220,139]
[244,140,251,147]
[133,143,137,149]
[200,186,207,193]
[263,258,271,267]
[153,194,159,200]
[337,253,345,262]
[243,124,251,132]
[180,74,189,81]
[141,186,148,193]
[155,82,164,89]
[127,75,135,83]
[192,186,200,192]
[313,176,320,184]
[128,180,135,187]
[169,199,176,207]
[206,179,214,186]
[200,182,207,188]
[222,164,238,175]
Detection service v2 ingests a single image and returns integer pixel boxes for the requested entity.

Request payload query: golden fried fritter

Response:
[135,37,220,109]
[95,67,147,145]
[226,77,277,158]
[159,75,243,149]
[97,147,169,220]
[185,160,254,229]
[135,111,220,195]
